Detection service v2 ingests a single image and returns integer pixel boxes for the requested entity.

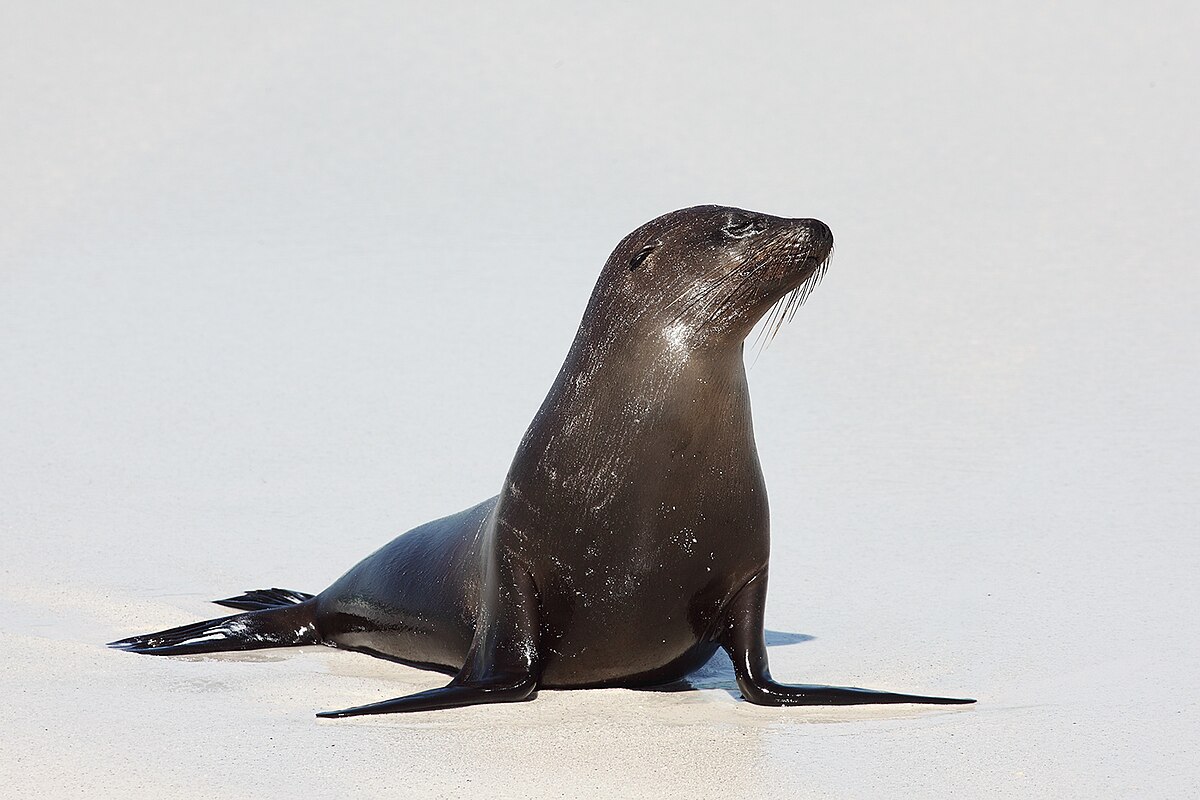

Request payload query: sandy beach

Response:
[2,3,1197,797]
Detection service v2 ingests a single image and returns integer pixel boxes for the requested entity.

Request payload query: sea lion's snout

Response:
[800,217,831,238]
[799,218,832,248]
[787,218,833,264]
[598,206,834,344]
[718,214,832,340]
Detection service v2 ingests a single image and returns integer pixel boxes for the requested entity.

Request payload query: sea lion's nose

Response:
[799,218,833,245]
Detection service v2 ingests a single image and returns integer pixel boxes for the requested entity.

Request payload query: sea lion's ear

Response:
[630,244,657,271]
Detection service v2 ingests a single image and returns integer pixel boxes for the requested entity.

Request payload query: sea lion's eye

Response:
[724,217,758,238]
[630,244,657,270]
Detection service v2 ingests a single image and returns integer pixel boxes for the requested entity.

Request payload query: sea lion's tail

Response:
[107,592,320,656]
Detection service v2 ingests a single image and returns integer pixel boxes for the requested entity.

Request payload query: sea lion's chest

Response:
[497,426,770,684]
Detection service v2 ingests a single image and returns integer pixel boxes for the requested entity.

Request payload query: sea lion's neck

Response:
[508,323,755,484]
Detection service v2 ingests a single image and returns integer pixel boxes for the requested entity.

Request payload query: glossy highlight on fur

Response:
[110,206,974,716]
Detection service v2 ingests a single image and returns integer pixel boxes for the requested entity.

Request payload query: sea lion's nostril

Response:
[803,219,833,245]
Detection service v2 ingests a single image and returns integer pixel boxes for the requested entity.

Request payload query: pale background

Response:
[2,2,1197,798]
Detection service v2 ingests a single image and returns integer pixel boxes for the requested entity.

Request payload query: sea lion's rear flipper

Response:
[212,587,316,611]
[108,600,320,656]
[718,571,976,706]
[318,558,540,718]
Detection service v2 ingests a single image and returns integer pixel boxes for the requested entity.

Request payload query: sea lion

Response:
[110,205,974,716]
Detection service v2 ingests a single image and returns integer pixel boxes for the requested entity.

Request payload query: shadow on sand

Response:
[637,629,814,693]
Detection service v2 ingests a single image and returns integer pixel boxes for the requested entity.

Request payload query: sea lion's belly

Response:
[539,620,720,688]
[532,557,743,688]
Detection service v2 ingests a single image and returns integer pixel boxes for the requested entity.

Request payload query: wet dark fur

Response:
[111,206,973,716]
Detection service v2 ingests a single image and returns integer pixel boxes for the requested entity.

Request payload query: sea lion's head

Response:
[593,206,832,351]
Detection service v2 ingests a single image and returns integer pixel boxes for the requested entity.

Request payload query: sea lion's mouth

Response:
[752,240,833,346]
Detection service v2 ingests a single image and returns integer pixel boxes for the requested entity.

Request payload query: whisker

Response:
[750,291,790,366]
[750,248,832,362]
[753,291,786,348]
[749,290,790,366]
[673,235,833,361]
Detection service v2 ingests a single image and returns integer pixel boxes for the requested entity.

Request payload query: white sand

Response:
[2,3,1197,797]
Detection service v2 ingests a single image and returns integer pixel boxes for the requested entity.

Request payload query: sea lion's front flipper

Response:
[718,571,975,706]
[318,556,541,717]
[316,676,537,717]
